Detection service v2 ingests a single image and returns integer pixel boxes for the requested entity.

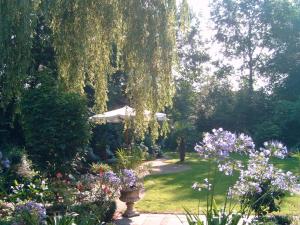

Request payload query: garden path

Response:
[144,157,191,175]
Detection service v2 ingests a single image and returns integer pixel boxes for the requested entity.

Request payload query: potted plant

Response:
[119,169,144,217]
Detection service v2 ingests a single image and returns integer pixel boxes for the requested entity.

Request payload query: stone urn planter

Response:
[119,189,142,217]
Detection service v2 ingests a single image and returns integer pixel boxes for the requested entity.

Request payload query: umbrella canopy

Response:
[89,105,167,123]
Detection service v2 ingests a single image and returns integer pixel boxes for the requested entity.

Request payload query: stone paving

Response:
[114,213,190,225]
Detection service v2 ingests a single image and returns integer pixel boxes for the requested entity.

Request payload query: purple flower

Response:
[262,141,288,159]
[195,128,254,161]
[15,201,46,221]
[104,171,121,186]
[120,169,140,190]
[232,151,297,196]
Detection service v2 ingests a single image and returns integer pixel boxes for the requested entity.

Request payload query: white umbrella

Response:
[89,105,167,123]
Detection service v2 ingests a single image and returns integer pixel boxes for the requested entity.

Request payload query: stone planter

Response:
[119,189,142,217]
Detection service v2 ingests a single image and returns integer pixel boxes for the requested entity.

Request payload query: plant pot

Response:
[119,189,141,217]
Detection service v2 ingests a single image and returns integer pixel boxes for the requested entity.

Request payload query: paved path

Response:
[114,213,190,225]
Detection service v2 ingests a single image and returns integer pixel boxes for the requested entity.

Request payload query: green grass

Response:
[136,152,300,215]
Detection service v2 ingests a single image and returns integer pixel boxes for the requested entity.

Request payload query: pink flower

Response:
[56,172,63,178]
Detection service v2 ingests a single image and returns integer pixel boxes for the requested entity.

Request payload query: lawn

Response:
[136,152,300,215]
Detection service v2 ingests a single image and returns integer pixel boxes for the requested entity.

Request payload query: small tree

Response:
[21,71,90,174]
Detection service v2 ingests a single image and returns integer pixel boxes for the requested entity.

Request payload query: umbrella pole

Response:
[125,127,129,147]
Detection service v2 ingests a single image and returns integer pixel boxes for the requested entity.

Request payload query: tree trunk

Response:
[178,137,186,162]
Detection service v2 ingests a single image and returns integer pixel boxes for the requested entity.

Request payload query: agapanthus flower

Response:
[232,152,297,196]
[262,141,288,159]
[218,162,234,176]
[195,128,254,161]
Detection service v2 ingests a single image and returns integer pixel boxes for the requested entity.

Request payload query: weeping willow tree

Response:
[0,1,39,113]
[1,0,189,140]
[48,0,189,139]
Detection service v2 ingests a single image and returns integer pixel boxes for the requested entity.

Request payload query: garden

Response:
[1,0,300,225]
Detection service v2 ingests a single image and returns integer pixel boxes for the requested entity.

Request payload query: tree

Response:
[47,0,184,138]
[211,0,272,94]
[166,14,209,160]
[0,1,40,147]
[1,0,188,142]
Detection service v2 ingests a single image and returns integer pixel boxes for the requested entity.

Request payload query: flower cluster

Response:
[9,178,49,203]
[103,171,121,187]
[14,201,46,222]
[193,128,298,196]
[75,171,122,203]
[195,128,255,160]
[233,151,297,196]
[260,141,288,159]
[195,128,255,175]
[120,169,143,191]
[121,169,137,188]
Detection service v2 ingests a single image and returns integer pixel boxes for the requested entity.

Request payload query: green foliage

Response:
[47,215,75,225]
[240,181,285,217]
[211,0,274,93]
[0,146,25,196]
[21,71,90,174]
[72,201,116,224]
[90,163,112,174]
[115,147,145,170]
[14,210,41,225]
[0,0,39,109]
[8,176,51,204]
[46,0,181,139]
[182,207,204,225]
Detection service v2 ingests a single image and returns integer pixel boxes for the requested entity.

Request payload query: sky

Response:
[188,0,210,18]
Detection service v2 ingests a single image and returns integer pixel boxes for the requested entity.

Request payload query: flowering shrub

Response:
[191,128,298,224]
[233,146,297,216]
[13,201,46,225]
[75,171,121,203]
[9,176,50,204]
[71,171,120,223]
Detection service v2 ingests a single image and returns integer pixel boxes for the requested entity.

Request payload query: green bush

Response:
[115,147,144,170]
[72,201,116,224]
[90,163,112,174]
[21,75,90,174]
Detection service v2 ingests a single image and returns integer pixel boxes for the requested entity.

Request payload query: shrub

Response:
[8,175,51,204]
[21,76,90,174]
[13,201,46,225]
[115,147,144,170]
[0,146,24,196]
[72,201,116,224]
[90,163,112,174]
